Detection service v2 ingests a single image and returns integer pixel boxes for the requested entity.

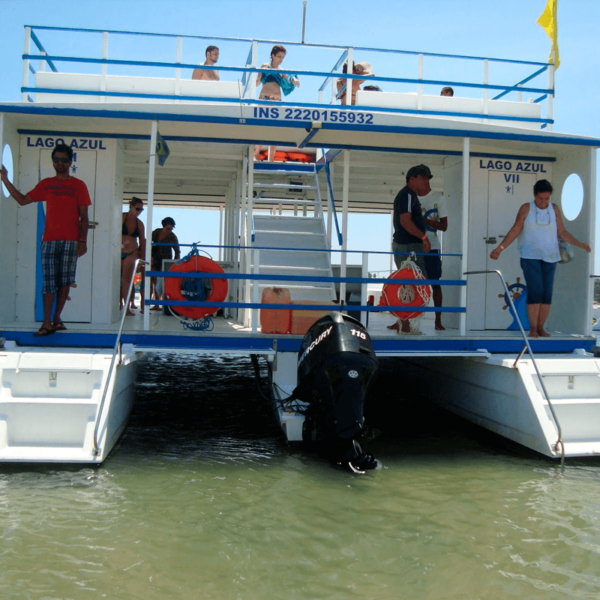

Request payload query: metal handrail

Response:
[465,269,564,464]
[92,258,147,456]
[324,162,343,246]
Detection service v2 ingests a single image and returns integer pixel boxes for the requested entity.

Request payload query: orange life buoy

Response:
[258,150,313,163]
[164,255,228,319]
[379,267,431,320]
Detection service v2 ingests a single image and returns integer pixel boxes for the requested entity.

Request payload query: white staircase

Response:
[0,344,137,462]
[251,165,336,303]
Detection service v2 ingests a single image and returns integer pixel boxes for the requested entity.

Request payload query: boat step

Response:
[0,446,96,462]
[254,169,315,177]
[133,346,275,356]
[0,396,98,405]
[254,230,325,237]
[561,441,600,457]
[545,398,600,405]
[254,198,316,205]
[254,182,317,190]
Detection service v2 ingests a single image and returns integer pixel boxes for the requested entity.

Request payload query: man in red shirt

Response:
[1,144,91,336]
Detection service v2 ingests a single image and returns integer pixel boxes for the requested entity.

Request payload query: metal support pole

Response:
[22,27,31,102]
[482,59,489,114]
[100,32,109,102]
[340,150,350,304]
[251,41,258,99]
[175,36,183,98]
[547,59,554,132]
[143,121,158,331]
[326,163,333,249]
[460,137,470,336]
[218,206,223,262]
[361,252,369,326]
[586,148,597,335]
[345,48,353,106]
[301,1,308,43]
[417,53,424,111]
[252,248,260,333]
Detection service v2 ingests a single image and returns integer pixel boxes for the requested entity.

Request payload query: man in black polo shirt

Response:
[390,164,433,333]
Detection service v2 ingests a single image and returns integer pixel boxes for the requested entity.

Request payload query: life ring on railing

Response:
[164,255,228,319]
[379,262,431,320]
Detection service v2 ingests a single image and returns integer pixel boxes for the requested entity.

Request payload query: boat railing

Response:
[93,257,147,457]
[148,242,466,334]
[465,269,564,464]
[20,25,554,128]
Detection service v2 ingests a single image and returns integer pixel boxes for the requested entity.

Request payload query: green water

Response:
[1,355,600,599]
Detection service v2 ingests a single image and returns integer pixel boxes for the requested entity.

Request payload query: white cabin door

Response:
[484,170,536,330]
[38,149,97,323]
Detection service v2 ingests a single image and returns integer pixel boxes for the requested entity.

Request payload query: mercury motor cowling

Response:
[291,312,378,473]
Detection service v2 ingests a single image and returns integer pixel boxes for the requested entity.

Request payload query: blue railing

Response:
[21,25,554,127]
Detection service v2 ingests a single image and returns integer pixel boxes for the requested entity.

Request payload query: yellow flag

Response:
[537,0,560,69]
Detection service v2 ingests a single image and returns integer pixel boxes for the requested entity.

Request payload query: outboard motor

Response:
[291,312,379,473]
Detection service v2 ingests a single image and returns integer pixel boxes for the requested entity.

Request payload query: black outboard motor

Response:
[291,312,379,473]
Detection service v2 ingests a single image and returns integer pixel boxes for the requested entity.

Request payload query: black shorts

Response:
[423,250,442,281]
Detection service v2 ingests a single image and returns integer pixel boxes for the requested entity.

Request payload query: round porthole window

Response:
[560,173,584,221]
[2,144,13,198]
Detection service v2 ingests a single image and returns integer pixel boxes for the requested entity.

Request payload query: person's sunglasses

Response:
[135,207,144,212]
[52,157,71,164]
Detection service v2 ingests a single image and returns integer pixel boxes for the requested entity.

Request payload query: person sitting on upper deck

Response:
[440,86,454,97]
[254,45,300,162]
[192,45,220,81]
[490,179,591,338]
[337,62,373,105]
[121,197,146,316]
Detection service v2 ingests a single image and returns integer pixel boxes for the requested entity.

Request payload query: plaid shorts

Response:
[41,240,79,294]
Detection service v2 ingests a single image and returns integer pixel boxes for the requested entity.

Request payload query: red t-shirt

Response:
[28,177,92,242]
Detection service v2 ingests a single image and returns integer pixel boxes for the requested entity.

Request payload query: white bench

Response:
[355,91,543,129]
[34,72,243,104]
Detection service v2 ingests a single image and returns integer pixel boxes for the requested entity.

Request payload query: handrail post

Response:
[252,248,260,333]
[39,50,47,74]
[251,41,258,99]
[361,252,369,326]
[417,53,424,111]
[143,121,158,331]
[175,36,183,99]
[482,59,489,115]
[547,59,554,132]
[22,27,31,102]
[460,137,470,336]
[325,162,333,248]
[345,48,353,106]
[100,32,109,103]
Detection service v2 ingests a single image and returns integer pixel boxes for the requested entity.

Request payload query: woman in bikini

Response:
[121,197,146,315]
[254,45,300,162]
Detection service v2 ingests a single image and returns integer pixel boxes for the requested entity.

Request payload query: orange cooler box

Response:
[290,301,335,335]
[260,287,292,334]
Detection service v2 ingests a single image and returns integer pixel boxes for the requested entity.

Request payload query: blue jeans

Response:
[520,258,557,304]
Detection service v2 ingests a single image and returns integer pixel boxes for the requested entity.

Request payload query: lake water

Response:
[1,354,600,599]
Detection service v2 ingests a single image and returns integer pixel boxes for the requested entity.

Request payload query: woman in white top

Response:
[490,179,591,338]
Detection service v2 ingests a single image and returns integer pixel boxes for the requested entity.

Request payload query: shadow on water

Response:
[119,353,568,467]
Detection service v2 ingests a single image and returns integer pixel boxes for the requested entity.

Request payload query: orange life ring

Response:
[258,150,313,163]
[164,255,228,319]
[379,268,431,320]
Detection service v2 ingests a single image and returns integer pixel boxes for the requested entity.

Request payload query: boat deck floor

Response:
[1,310,595,356]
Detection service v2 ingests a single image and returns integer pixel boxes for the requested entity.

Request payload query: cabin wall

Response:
[547,147,595,335]
[441,157,464,330]
[0,116,20,323]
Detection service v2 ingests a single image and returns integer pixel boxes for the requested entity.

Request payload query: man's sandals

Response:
[52,321,67,331]
[34,326,55,337]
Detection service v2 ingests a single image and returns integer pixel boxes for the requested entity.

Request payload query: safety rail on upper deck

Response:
[20,25,555,129]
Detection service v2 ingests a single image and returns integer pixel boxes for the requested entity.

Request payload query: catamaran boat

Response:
[0,25,598,463]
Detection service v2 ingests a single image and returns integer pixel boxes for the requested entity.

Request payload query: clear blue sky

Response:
[1,0,599,271]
